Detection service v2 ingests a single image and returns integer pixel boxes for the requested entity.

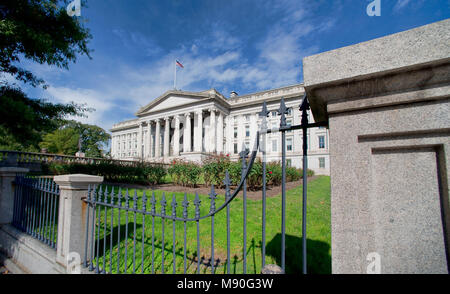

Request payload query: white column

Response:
[155,119,161,158]
[147,121,152,158]
[209,108,216,153]
[225,116,233,155]
[217,112,224,154]
[110,136,115,158]
[194,110,203,152]
[184,113,192,153]
[250,113,257,151]
[138,123,143,158]
[237,115,244,153]
[164,117,170,158]
[173,115,180,156]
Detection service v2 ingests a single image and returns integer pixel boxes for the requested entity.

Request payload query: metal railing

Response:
[82,95,326,274]
[12,176,60,249]
[0,150,157,169]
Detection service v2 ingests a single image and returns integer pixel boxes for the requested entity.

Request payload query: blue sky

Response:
[3,0,449,134]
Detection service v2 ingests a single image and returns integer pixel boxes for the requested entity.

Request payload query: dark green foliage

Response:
[0,86,91,151]
[0,0,92,88]
[0,0,93,151]
[202,154,231,187]
[43,161,167,185]
[167,157,315,190]
[58,120,111,157]
[167,159,202,187]
[39,127,79,155]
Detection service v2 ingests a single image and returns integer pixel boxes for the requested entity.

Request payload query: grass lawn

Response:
[88,175,331,274]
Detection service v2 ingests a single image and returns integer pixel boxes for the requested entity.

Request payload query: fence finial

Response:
[182,193,189,219]
[161,192,167,216]
[125,189,130,208]
[209,185,217,213]
[142,191,147,211]
[133,190,138,210]
[223,170,231,200]
[259,101,270,118]
[109,186,115,204]
[300,94,310,126]
[278,97,288,128]
[194,192,201,219]
[171,193,177,218]
[150,191,156,215]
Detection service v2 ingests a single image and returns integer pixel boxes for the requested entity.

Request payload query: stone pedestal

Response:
[303,19,450,274]
[53,174,103,270]
[0,167,29,225]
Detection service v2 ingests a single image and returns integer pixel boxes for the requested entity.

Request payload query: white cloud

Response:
[394,0,411,11]
[21,0,336,133]
[45,86,117,130]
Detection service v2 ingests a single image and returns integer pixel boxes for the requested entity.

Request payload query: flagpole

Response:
[173,60,177,90]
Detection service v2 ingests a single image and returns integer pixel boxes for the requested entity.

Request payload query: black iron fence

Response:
[12,176,60,249]
[82,95,326,274]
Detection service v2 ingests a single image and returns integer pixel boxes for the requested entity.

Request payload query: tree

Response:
[65,120,111,157]
[0,85,90,151]
[0,0,92,88]
[0,0,93,151]
[39,127,79,155]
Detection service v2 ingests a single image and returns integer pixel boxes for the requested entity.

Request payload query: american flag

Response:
[176,60,184,68]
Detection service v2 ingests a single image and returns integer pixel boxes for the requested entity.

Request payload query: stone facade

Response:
[110,85,330,175]
[304,19,450,274]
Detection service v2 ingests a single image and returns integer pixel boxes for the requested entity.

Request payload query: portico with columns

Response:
[110,85,330,175]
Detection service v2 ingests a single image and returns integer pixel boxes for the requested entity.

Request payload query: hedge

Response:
[42,161,167,185]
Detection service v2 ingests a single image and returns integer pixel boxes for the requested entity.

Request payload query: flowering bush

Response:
[167,159,202,187]
[202,154,231,187]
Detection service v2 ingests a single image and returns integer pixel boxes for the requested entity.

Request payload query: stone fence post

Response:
[53,174,103,271]
[303,19,450,273]
[0,167,29,225]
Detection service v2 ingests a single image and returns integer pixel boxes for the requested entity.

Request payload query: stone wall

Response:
[304,19,450,274]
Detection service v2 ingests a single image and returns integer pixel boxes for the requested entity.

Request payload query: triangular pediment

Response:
[136,90,211,116]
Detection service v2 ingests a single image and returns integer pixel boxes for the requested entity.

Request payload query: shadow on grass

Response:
[266,233,331,274]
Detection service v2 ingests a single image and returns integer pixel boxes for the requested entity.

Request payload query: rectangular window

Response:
[244,141,250,151]
[271,111,277,117]
[272,139,277,152]
[287,138,293,151]
[319,157,325,168]
[234,143,238,154]
[319,136,325,149]
[287,108,292,116]
[245,125,250,137]
[286,159,292,167]
[286,119,292,133]
[245,115,250,122]
[234,127,238,139]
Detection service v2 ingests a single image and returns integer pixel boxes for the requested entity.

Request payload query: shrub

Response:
[286,166,301,182]
[266,162,282,186]
[167,159,202,187]
[202,154,231,187]
[43,160,167,185]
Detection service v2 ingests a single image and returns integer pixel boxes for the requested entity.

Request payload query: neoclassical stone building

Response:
[110,84,330,175]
